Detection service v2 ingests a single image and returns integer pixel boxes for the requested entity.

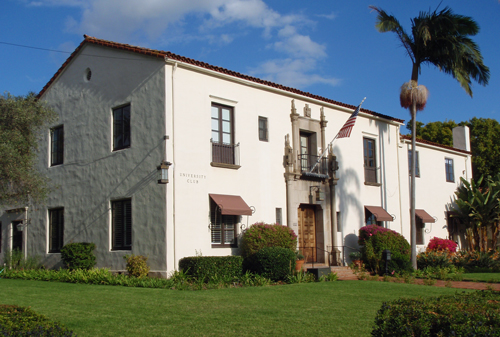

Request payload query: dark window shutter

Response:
[113,201,124,249]
[49,208,64,253]
[124,200,132,248]
[112,199,131,250]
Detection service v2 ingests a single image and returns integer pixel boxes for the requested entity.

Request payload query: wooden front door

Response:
[298,205,316,262]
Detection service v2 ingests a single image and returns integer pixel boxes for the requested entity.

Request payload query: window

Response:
[258,116,268,141]
[337,212,342,232]
[416,217,424,245]
[365,211,381,226]
[408,149,420,177]
[50,125,64,166]
[211,103,239,166]
[299,131,314,172]
[49,208,64,253]
[210,199,237,247]
[445,158,454,182]
[363,137,377,183]
[276,208,282,226]
[112,199,132,250]
[113,104,131,151]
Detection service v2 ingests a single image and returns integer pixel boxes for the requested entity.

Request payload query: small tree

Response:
[0,92,57,205]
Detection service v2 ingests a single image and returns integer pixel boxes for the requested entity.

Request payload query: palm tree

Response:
[370,5,489,269]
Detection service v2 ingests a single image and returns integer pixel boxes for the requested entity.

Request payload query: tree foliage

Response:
[0,92,57,205]
[462,118,500,181]
[452,175,500,251]
[406,119,457,146]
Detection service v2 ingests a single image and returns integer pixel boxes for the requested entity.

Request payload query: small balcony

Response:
[299,154,329,180]
[211,140,240,169]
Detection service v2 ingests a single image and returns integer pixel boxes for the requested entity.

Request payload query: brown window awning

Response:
[415,209,436,223]
[209,194,252,216]
[365,206,394,221]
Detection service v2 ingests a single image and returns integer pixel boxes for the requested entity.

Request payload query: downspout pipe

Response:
[171,61,177,270]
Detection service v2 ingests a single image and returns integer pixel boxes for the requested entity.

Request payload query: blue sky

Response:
[1,0,499,131]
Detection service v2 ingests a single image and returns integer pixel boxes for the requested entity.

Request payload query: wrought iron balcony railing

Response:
[298,154,328,178]
[211,140,240,166]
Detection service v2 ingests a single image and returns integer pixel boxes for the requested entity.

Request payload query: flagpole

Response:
[308,97,366,174]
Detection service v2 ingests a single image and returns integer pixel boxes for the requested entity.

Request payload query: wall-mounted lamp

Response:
[309,186,324,203]
[157,161,172,184]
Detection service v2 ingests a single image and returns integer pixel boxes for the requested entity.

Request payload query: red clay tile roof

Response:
[400,134,471,155]
[38,35,405,123]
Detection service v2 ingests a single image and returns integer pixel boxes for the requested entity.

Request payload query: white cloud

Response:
[274,27,326,59]
[317,11,336,20]
[24,0,338,89]
[250,58,341,88]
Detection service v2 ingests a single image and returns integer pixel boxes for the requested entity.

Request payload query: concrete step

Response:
[302,264,359,280]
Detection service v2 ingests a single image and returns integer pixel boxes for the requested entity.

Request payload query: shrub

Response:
[372,291,500,336]
[427,237,458,253]
[358,225,412,275]
[417,250,453,269]
[124,255,150,278]
[179,256,243,283]
[453,250,500,271]
[60,242,96,270]
[3,249,42,270]
[243,247,295,281]
[0,304,75,336]
[241,222,297,258]
[414,265,464,281]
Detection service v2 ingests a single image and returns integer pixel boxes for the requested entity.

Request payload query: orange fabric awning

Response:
[365,206,394,221]
[415,209,436,223]
[209,194,252,216]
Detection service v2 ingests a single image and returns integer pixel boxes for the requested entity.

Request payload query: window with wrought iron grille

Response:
[49,208,64,253]
[363,137,377,184]
[258,116,268,141]
[210,199,237,247]
[416,217,425,245]
[113,104,131,151]
[112,199,132,250]
[50,125,64,166]
[445,158,454,182]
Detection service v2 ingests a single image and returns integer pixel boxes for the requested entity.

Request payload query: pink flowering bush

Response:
[427,237,458,253]
[241,222,297,258]
[358,225,412,275]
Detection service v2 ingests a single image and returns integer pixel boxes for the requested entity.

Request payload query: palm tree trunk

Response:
[410,63,419,270]
[410,102,417,269]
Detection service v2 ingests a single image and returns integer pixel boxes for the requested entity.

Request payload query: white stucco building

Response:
[0,36,472,276]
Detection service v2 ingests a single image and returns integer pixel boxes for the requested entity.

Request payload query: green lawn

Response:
[462,273,500,283]
[1,279,471,337]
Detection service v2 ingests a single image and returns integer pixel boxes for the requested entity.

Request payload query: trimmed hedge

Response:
[241,222,297,258]
[179,256,243,282]
[243,247,295,281]
[359,225,412,275]
[0,304,75,336]
[60,242,96,271]
[372,291,500,336]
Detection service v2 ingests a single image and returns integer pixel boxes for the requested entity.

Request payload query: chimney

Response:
[452,126,471,152]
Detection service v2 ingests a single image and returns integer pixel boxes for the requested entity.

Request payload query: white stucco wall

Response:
[29,44,168,273]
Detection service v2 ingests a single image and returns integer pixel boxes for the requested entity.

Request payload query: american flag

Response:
[336,103,361,138]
